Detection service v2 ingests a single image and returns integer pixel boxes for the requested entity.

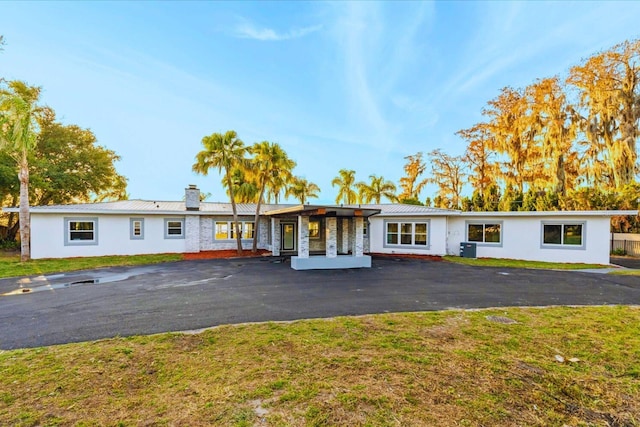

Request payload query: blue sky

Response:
[1,1,639,204]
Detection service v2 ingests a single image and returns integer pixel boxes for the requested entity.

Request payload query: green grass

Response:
[609,269,640,276]
[443,255,607,270]
[0,253,183,278]
[1,306,638,426]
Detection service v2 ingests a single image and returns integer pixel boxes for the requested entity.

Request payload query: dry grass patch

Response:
[1,306,639,426]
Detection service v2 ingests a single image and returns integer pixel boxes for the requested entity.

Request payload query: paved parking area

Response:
[611,256,640,269]
[1,257,639,349]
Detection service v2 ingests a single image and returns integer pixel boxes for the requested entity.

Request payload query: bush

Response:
[611,248,627,256]
[0,239,19,251]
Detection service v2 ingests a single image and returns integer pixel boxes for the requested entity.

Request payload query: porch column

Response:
[271,218,280,256]
[326,217,337,258]
[298,215,310,258]
[341,218,350,254]
[352,217,364,257]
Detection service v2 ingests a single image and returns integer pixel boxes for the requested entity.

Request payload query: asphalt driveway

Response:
[1,257,639,350]
[611,256,640,269]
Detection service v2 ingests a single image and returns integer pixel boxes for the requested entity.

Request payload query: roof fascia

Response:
[458,210,639,217]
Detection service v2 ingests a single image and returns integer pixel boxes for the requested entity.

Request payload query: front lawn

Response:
[0,253,183,279]
[609,269,640,276]
[0,306,638,426]
[443,255,607,270]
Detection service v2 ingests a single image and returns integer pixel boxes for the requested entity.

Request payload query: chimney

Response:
[185,185,200,211]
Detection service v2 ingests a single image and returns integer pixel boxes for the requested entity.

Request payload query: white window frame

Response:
[164,218,185,239]
[383,219,430,249]
[214,220,255,240]
[215,221,230,240]
[130,218,145,240]
[64,217,99,246]
[465,221,503,247]
[541,221,586,250]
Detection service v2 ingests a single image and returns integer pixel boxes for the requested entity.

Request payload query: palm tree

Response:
[246,141,296,252]
[357,175,396,204]
[223,167,259,203]
[331,169,358,204]
[286,176,321,204]
[192,130,247,255]
[263,155,295,204]
[0,80,42,261]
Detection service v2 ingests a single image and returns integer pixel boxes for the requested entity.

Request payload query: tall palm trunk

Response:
[18,152,30,261]
[252,184,267,253]
[226,172,243,255]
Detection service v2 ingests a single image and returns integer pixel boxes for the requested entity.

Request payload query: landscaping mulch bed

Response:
[183,249,271,260]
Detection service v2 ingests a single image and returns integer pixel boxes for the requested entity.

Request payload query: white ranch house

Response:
[4,186,636,268]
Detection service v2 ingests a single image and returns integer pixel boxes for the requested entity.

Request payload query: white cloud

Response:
[234,21,322,41]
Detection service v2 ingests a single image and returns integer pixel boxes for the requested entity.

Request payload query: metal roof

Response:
[458,210,639,217]
[344,204,458,216]
[264,204,382,218]
[2,200,292,216]
[2,200,636,218]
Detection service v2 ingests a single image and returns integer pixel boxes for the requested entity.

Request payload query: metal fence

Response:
[611,239,640,257]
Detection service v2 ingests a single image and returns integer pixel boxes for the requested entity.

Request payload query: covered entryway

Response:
[266,205,380,270]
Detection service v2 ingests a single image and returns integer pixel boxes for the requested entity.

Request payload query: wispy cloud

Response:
[234,21,322,41]
[336,3,388,147]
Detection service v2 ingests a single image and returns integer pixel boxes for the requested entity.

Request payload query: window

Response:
[385,220,429,247]
[309,220,320,239]
[414,223,427,245]
[362,220,368,236]
[401,223,413,244]
[69,221,95,241]
[542,222,584,248]
[164,218,185,239]
[215,221,255,240]
[215,222,229,240]
[64,217,98,246]
[130,218,144,240]
[243,222,254,239]
[467,222,501,245]
[167,221,183,235]
[386,222,398,244]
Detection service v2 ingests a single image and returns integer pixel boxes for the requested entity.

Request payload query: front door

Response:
[281,223,296,251]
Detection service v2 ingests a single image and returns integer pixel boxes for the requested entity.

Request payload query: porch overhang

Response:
[264,204,381,218]
[266,205,377,270]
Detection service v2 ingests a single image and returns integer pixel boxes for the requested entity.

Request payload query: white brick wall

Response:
[197,216,269,251]
[271,218,281,255]
[185,216,200,252]
[326,217,337,257]
[353,217,364,256]
[298,216,310,258]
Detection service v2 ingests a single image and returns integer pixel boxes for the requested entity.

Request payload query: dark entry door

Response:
[281,223,296,251]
